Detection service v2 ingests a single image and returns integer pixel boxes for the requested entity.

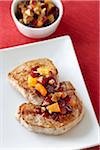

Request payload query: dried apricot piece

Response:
[47,102,61,113]
[69,99,77,108]
[35,83,47,96]
[28,75,37,87]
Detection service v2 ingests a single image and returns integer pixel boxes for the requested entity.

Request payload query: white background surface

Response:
[0,36,99,149]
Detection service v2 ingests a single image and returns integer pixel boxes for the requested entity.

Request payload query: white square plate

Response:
[0,36,99,150]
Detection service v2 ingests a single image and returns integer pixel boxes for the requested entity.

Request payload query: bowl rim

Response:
[11,0,63,31]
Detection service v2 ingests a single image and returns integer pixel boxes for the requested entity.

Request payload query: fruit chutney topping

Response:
[27,65,78,121]
[28,65,57,96]
[16,0,59,28]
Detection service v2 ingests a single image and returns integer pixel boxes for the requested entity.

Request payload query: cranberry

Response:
[42,77,48,86]
[34,108,41,114]
[30,71,40,77]
[58,99,66,108]
[31,66,39,71]
[34,13,38,20]
[58,100,67,114]
[58,98,72,114]
[30,66,40,77]
[47,76,55,81]
[42,96,52,106]
[32,19,38,27]
[65,96,71,104]
[42,76,56,87]
[16,9,23,20]
[57,83,63,92]
[43,76,57,93]
[49,7,59,20]
[42,111,49,118]
[32,0,36,5]
[43,16,47,23]
[43,19,51,27]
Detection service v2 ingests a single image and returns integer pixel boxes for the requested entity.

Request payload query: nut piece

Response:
[48,79,55,85]
[41,107,46,112]
[25,9,33,16]
[41,8,46,16]
[23,14,33,24]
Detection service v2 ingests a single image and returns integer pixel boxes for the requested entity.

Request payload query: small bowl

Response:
[11,0,63,38]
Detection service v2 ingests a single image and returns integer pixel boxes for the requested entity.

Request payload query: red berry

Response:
[58,99,66,108]
[30,66,40,77]
[34,108,41,114]
[49,7,59,20]
[42,111,49,118]
[31,66,39,71]
[43,16,47,23]
[65,96,71,104]
[42,76,56,87]
[42,96,52,106]
[42,77,48,86]
[32,0,36,5]
[30,71,40,77]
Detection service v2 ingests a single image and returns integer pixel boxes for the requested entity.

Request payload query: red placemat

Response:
[0,1,99,149]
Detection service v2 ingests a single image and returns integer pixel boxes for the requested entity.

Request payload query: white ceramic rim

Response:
[11,0,63,31]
